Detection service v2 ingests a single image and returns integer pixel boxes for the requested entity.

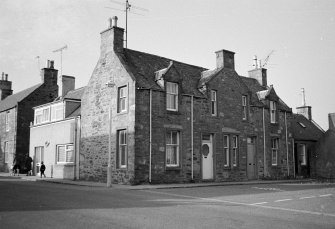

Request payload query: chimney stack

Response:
[0,72,13,100]
[58,75,75,97]
[329,113,335,130]
[296,106,312,121]
[41,60,58,85]
[100,16,124,55]
[215,49,235,70]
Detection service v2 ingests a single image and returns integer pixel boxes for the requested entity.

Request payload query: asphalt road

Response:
[0,178,334,229]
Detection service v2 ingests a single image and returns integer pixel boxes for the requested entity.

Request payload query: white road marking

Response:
[274,199,292,202]
[142,190,335,218]
[299,196,316,199]
[250,202,268,205]
[319,194,333,197]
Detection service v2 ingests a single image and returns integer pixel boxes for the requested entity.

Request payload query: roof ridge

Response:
[125,48,207,71]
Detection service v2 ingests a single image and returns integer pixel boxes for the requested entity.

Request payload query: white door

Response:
[34,146,44,176]
[202,134,213,180]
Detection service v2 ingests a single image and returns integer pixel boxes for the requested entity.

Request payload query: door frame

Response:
[247,137,257,180]
[201,133,214,180]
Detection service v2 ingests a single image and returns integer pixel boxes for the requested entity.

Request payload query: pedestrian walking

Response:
[40,161,46,178]
[13,159,20,176]
[25,155,33,176]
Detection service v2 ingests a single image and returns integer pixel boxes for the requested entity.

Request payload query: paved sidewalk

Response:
[0,172,317,190]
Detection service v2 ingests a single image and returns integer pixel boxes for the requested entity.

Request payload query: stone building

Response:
[0,61,58,172]
[312,113,335,180]
[80,17,297,184]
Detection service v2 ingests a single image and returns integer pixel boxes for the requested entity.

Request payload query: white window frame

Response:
[118,86,127,113]
[166,82,178,111]
[242,96,247,120]
[211,90,217,116]
[4,141,9,163]
[232,135,238,167]
[5,111,9,131]
[51,103,64,121]
[166,131,180,167]
[270,101,277,123]
[271,138,279,166]
[56,144,74,164]
[223,135,229,167]
[298,144,307,165]
[118,129,127,168]
[34,107,50,125]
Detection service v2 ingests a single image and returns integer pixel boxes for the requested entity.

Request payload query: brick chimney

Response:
[100,16,124,55]
[0,72,13,100]
[296,106,312,120]
[58,75,75,97]
[248,56,267,87]
[215,49,235,70]
[41,60,58,86]
[329,113,335,130]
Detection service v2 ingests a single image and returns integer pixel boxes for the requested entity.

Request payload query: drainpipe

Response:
[285,112,289,177]
[191,95,194,181]
[262,107,267,177]
[292,139,296,178]
[182,93,195,181]
[73,116,80,180]
[149,89,152,183]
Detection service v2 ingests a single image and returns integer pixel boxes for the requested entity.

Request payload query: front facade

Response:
[29,84,83,179]
[0,63,58,172]
[80,18,296,184]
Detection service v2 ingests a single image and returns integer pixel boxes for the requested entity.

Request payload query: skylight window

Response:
[298,122,306,128]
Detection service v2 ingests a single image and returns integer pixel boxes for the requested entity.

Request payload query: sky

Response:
[0,0,334,130]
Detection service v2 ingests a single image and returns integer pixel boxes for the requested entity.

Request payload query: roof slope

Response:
[0,84,42,112]
[120,49,206,97]
[64,86,86,100]
[292,114,324,141]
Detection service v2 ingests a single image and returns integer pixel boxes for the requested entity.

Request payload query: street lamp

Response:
[106,80,115,187]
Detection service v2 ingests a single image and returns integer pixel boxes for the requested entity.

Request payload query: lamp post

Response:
[106,80,115,187]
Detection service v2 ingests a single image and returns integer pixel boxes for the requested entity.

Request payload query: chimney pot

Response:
[110,16,118,28]
[1,72,4,80]
[5,74,8,81]
[50,60,54,69]
[46,60,50,68]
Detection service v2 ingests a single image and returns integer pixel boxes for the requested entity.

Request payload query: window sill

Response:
[166,166,181,171]
[166,110,181,115]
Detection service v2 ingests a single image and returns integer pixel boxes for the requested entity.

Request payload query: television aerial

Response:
[105,0,149,48]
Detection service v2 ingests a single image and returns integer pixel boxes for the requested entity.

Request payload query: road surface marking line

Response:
[299,196,316,199]
[250,202,268,205]
[319,194,332,197]
[142,190,335,218]
[274,199,292,202]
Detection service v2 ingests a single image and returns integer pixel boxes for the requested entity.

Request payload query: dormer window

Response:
[166,82,178,111]
[35,107,50,125]
[51,103,64,121]
[270,101,277,123]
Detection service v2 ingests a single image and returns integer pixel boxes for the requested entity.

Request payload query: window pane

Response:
[58,146,66,162]
[66,145,74,162]
[171,132,178,144]
[166,131,179,166]
[120,146,127,166]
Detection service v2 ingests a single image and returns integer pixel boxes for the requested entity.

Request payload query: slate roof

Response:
[241,77,291,111]
[291,114,324,141]
[120,49,207,97]
[0,84,42,112]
